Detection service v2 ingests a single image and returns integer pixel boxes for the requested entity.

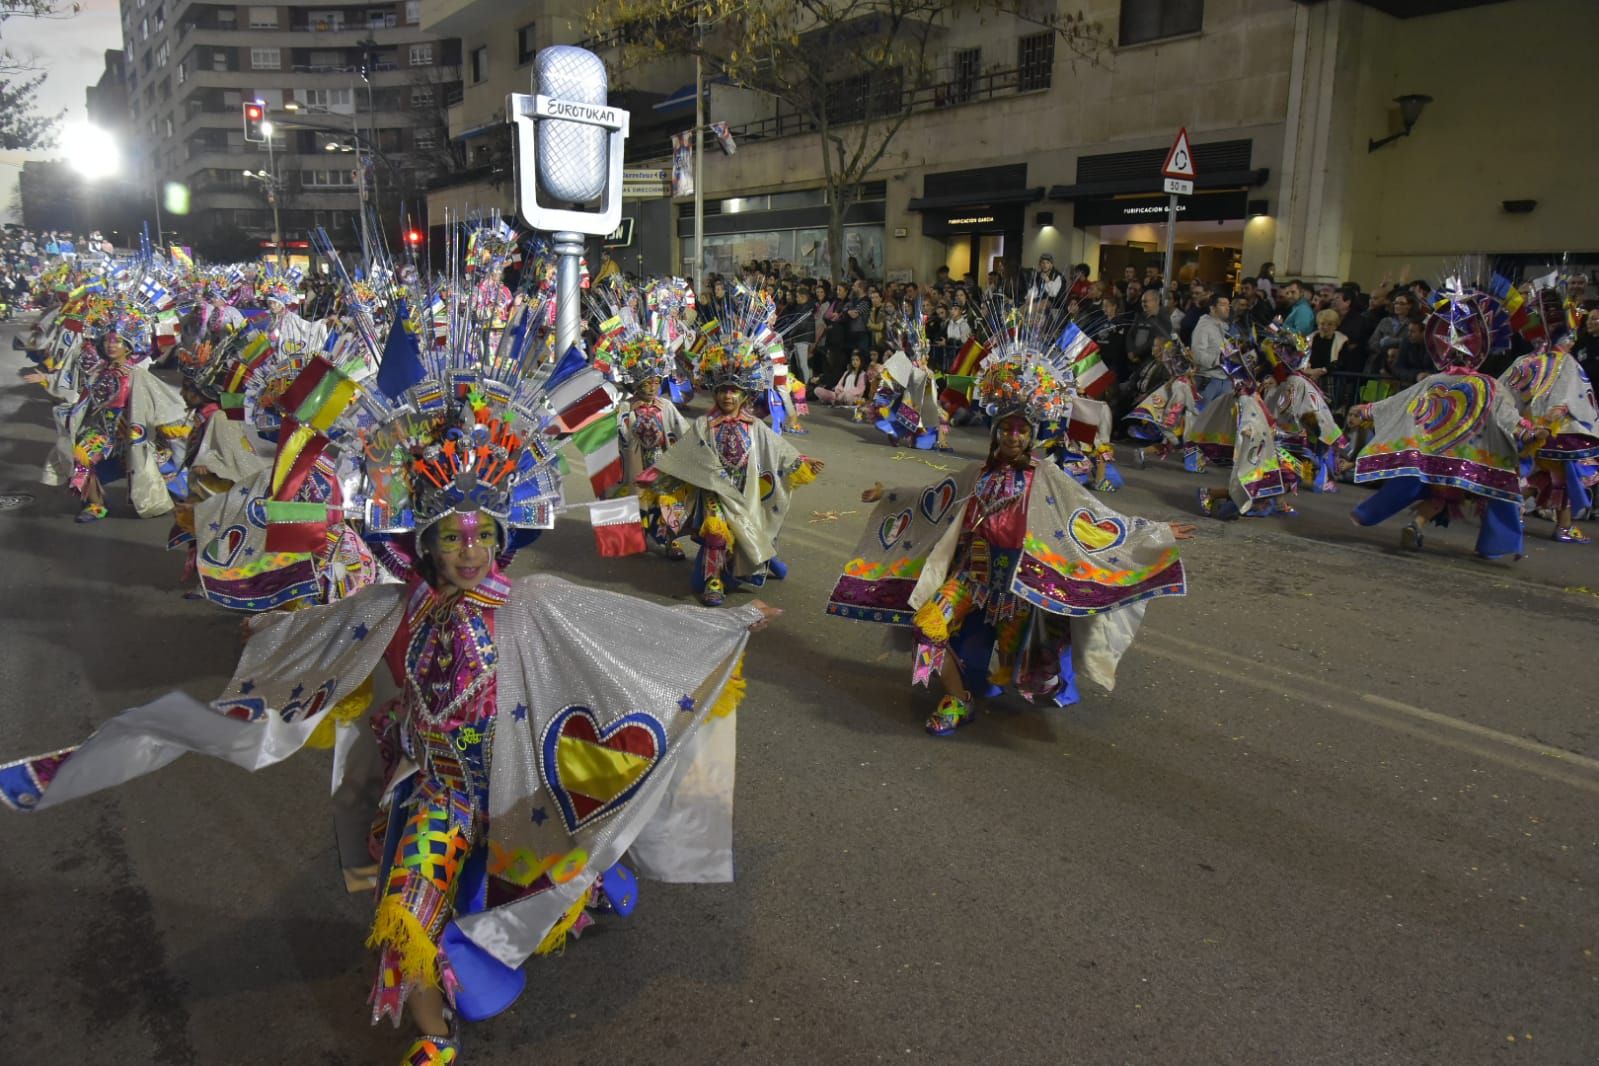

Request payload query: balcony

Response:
[175,23,427,48]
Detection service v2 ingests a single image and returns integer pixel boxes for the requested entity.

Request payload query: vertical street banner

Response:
[672,131,694,196]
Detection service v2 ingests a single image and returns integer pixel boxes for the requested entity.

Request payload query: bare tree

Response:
[588,0,1105,281]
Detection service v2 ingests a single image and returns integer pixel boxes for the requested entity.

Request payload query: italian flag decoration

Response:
[589,496,646,557]
[1058,323,1113,398]
[570,410,624,497]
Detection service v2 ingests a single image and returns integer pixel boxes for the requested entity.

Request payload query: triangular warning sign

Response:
[1162,128,1196,179]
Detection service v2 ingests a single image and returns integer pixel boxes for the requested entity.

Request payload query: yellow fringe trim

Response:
[366,894,442,988]
[637,486,659,510]
[913,599,949,644]
[708,655,746,719]
[306,676,374,750]
[655,491,680,510]
[785,461,819,489]
[535,895,590,956]
[699,514,734,546]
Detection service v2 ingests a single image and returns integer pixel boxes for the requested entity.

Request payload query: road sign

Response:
[1163,177,1194,196]
[621,167,670,200]
[1162,127,1196,180]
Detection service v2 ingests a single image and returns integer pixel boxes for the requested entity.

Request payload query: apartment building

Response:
[121,0,461,258]
[422,0,1595,285]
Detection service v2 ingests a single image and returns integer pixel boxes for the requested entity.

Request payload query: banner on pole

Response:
[671,131,694,196]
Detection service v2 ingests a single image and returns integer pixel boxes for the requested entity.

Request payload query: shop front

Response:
[907,164,1043,287]
[1071,189,1254,287]
[1049,137,1271,287]
[674,190,886,280]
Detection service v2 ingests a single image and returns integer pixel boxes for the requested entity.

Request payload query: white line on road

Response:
[1140,629,1599,794]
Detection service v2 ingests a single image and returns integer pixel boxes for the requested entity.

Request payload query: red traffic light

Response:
[405,229,423,244]
[244,104,262,119]
[242,100,266,143]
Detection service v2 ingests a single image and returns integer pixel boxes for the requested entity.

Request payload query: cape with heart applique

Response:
[825,459,1185,692]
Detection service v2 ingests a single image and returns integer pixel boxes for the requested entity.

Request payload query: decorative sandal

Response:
[401,1030,461,1066]
[700,577,725,607]
[925,694,973,737]
[1553,526,1591,544]
[1399,522,1424,551]
[1196,488,1215,517]
[664,542,686,560]
[74,504,109,523]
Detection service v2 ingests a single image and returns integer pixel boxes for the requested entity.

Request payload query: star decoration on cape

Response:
[1054,529,1067,541]
[352,623,369,641]
[677,695,695,714]
[240,679,256,694]
[289,684,304,699]
[530,806,548,826]
[511,703,528,722]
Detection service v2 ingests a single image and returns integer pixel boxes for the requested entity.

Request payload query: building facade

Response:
[423,0,1596,286]
[120,0,461,259]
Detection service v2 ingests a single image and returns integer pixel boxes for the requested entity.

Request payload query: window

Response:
[414,127,437,149]
[140,15,148,39]
[409,44,433,66]
[1017,32,1054,92]
[248,6,278,29]
[517,23,536,65]
[303,168,355,188]
[304,87,354,112]
[405,1,421,24]
[311,12,345,30]
[176,62,185,85]
[251,47,281,70]
[212,50,228,70]
[164,117,173,137]
[1119,0,1204,47]
[410,84,434,108]
[951,47,980,104]
[470,45,488,84]
[217,8,234,25]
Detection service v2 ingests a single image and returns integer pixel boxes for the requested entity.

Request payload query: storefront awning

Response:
[1047,168,1269,201]
[906,187,1045,212]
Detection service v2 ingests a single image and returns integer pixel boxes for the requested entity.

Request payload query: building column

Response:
[1274,0,1363,284]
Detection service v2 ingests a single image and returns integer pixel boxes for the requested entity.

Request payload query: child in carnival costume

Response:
[827,334,1193,737]
[1497,279,1599,544]
[592,278,691,558]
[1125,339,1205,472]
[1191,341,1303,520]
[1348,278,1540,557]
[651,285,826,606]
[872,302,950,450]
[1257,324,1346,493]
[0,270,781,1066]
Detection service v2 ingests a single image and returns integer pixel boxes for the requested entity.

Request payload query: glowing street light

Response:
[60,123,122,181]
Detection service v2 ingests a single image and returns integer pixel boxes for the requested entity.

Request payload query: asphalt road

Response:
[2,318,1597,1065]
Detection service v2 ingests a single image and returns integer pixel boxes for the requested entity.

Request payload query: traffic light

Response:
[405,229,423,246]
[242,100,265,143]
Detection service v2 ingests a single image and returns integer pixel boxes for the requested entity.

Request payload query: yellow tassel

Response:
[637,486,658,510]
[655,491,679,510]
[913,599,949,644]
[708,655,746,719]
[306,676,374,750]
[366,894,442,988]
[535,894,590,956]
[785,461,819,489]
[699,514,733,546]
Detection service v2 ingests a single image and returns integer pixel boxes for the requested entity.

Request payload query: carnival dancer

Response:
[1125,339,1206,472]
[872,303,950,449]
[1348,279,1539,557]
[1258,325,1346,493]
[652,285,825,606]
[1189,341,1302,520]
[593,278,692,558]
[1497,280,1599,543]
[1,295,779,1066]
[827,320,1192,737]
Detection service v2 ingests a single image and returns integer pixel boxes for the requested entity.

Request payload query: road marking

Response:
[1139,630,1599,793]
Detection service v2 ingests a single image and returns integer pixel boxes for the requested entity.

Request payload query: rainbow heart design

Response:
[1409,377,1489,454]
[758,472,776,501]
[201,525,248,569]
[920,478,958,524]
[1068,508,1127,553]
[878,508,913,550]
[542,706,666,833]
[279,678,337,723]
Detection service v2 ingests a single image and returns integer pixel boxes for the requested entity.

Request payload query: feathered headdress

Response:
[589,276,672,388]
[693,282,782,392]
[1425,276,1496,371]
[970,293,1088,425]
